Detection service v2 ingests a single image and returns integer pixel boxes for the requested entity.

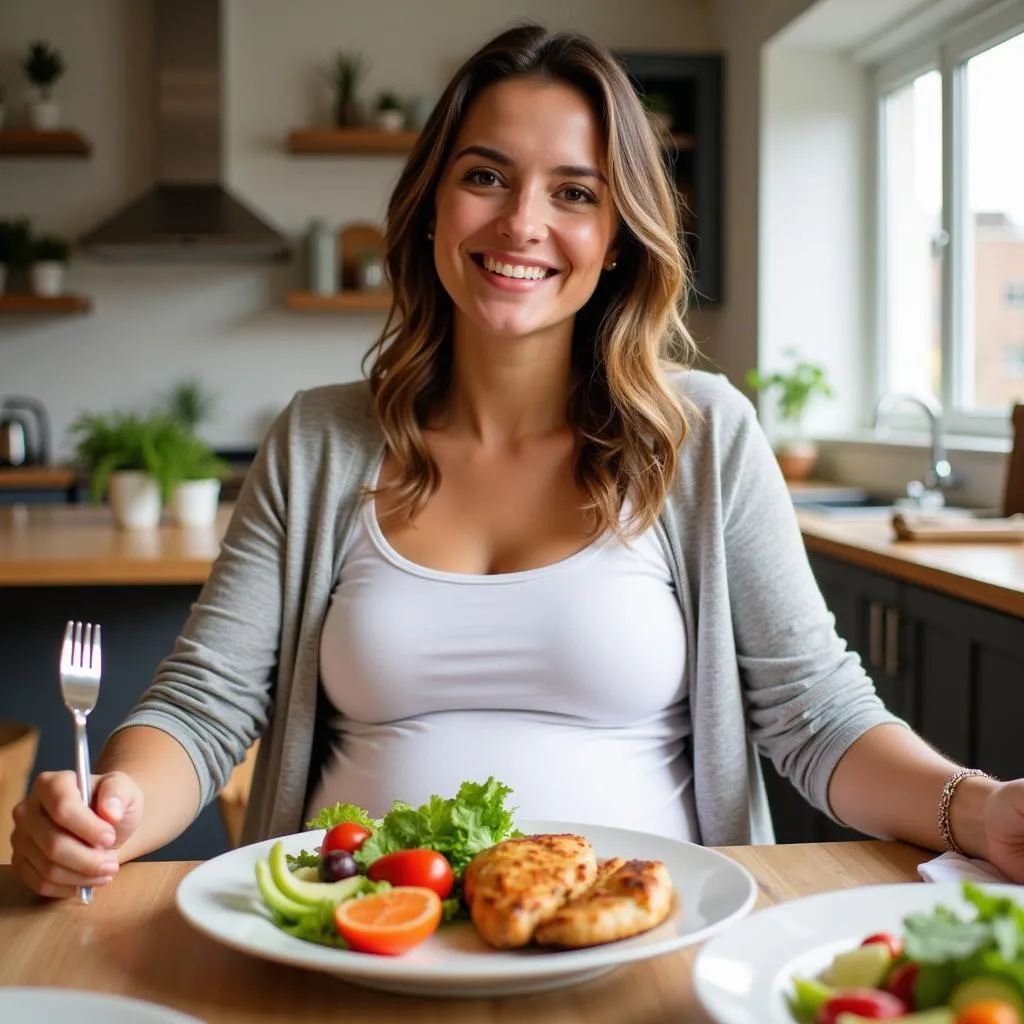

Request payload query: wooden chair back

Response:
[218,739,260,848]
[1005,403,1024,517]
[0,722,38,863]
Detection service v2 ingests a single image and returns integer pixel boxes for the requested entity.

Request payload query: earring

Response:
[607,259,617,270]
[427,230,434,241]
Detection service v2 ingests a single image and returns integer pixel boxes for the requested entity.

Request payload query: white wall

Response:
[0,0,715,458]
[758,48,870,441]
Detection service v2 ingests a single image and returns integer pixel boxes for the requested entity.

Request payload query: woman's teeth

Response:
[481,255,551,280]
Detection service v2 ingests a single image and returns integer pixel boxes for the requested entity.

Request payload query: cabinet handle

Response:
[885,607,900,677]
[868,601,884,667]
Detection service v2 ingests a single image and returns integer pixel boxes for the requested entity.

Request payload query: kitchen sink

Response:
[791,489,896,516]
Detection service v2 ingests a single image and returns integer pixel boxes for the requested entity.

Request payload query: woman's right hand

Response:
[10,770,145,898]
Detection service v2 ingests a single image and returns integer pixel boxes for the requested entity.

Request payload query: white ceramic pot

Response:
[107,471,162,530]
[171,478,221,527]
[376,108,405,132]
[29,98,59,130]
[30,261,65,296]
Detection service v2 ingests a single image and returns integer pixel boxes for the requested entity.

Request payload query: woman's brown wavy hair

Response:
[363,22,697,537]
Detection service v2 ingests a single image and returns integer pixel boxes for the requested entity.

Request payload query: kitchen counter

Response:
[0,466,77,489]
[0,503,1022,615]
[0,503,229,586]
[797,511,1024,618]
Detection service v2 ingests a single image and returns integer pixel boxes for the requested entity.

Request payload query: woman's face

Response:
[433,77,619,344]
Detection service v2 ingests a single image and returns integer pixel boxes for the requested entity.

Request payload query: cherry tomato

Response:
[321,821,372,856]
[884,960,919,1008]
[815,989,908,1024]
[861,932,905,959]
[366,849,454,900]
[956,1002,1021,1024]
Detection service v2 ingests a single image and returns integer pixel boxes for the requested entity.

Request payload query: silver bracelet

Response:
[938,768,992,855]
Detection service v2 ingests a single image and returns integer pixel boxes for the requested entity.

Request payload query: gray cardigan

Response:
[118,370,902,847]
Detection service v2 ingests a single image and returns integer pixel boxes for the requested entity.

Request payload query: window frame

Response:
[872,0,1024,438]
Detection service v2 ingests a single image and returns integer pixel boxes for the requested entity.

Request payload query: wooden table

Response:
[0,841,929,1022]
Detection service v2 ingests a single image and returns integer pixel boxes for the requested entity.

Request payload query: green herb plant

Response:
[376,90,403,113]
[0,220,32,269]
[32,235,70,263]
[23,41,66,97]
[69,410,225,504]
[745,349,835,439]
[166,378,217,433]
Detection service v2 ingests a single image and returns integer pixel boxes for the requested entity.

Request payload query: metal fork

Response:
[59,620,102,905]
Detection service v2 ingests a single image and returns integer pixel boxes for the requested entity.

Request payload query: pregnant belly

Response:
[306,710,698,842]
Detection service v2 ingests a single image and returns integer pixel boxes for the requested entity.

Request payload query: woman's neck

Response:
[441,322,575,447]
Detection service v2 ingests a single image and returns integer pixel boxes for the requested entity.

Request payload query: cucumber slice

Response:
[949,976,1024,1014]
[268,840,365,906]
[821,942,892,990]
[255,858,309,920]
[789,976,836,1023]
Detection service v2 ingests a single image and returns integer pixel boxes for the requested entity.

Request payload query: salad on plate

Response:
[789,882,1024,1024]
[253,776,523,954]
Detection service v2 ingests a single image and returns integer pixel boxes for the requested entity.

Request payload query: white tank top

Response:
[309,493,697,841]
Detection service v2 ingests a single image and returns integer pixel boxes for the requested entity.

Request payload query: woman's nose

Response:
[495,186,547,246]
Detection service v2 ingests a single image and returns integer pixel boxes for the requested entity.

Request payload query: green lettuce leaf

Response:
[353,776,522,878]
[305,801,378,832]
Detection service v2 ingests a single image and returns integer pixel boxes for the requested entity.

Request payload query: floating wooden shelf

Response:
[288,127,418,155]
[0,293,93,314]
[0,129,93,158]
[286,290,391,311]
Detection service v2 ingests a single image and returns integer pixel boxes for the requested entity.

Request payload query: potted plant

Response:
[29,235,70,296]
[166,433,229,527]
[329,51,365,127]
[0,219,32,295]
[745,350,835,481]
[165,379,228,526]
[68,411,190,529]
[375,91,405,132]
[22,40,66,130]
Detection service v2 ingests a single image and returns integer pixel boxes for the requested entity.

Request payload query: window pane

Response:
[881,71,942,398]
[964,31,1024,410]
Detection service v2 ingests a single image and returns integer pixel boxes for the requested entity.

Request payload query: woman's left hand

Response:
[983,779,1024,882]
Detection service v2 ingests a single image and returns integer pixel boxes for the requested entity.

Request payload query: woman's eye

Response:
[464,168,501,187]
[559,185,597,205]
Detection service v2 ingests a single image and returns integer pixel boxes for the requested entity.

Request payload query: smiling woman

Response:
[13,22,1024,905]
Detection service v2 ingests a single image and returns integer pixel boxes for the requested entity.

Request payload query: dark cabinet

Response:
[763,552,1024,843]
[614,53,724,305]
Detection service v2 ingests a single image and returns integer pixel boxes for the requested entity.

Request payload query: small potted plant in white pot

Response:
[329,51,365,127]
[22,40,66,130]
[746,350,835,482]
[165,379,228,527]
[29,235,70,296]
[69,410,184,529]
[375,91,405,132]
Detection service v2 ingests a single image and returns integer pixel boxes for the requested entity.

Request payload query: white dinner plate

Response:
[693,881,1024,1024]
[0,989,204,1024]
[176,818,757,998]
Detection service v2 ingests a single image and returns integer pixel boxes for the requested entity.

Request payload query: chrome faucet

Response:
[872,392,957,499]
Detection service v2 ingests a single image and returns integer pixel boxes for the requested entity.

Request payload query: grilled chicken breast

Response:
[533,857,675,948]
[463,833,598,950]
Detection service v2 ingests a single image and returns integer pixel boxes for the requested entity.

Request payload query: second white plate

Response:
[176,818,757,998]
[693,881,1024,1024]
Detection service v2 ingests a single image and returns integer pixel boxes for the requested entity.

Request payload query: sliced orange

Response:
[334,886,442,955]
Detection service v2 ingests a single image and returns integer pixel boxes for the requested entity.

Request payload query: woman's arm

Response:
[94,725,202,863]
[827,722,997,858]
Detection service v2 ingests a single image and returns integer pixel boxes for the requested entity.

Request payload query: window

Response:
[876,4,1024,430]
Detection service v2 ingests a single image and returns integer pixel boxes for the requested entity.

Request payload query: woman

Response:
[12,24,1024,898]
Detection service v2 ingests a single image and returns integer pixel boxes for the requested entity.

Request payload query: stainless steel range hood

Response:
[80,0,289,261]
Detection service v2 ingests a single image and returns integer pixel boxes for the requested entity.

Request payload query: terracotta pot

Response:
[776,440,819,482]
